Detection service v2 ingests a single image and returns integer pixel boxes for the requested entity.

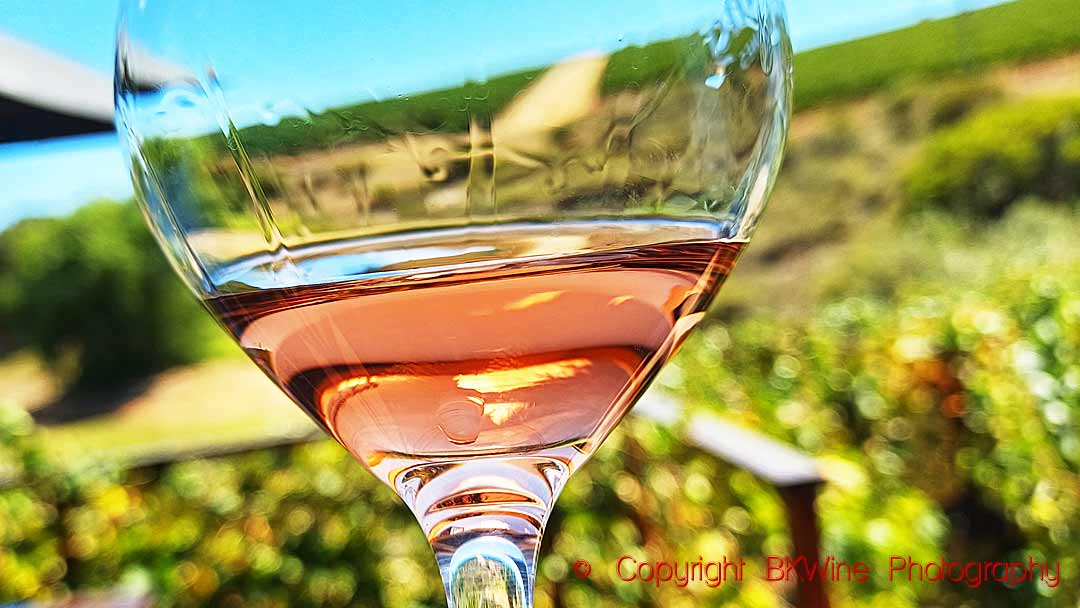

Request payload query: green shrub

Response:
[925,79,1003,130]
[0,400,806,608]
[902,98,1080,217]
[805,114,859,157]
[0,201,228,388]
[885,77,1003,137]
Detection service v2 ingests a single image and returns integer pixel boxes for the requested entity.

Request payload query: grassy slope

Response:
[238,36,701,155]
[794,0,1080,109]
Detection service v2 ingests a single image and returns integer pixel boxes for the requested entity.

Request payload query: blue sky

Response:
[0,0,1008,229]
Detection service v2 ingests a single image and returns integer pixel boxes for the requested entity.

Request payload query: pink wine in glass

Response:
[205,219,742,590]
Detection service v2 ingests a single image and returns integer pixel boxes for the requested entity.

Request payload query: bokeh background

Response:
[3,0,1080,606]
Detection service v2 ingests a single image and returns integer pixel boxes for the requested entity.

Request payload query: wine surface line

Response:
[207,220,741,474]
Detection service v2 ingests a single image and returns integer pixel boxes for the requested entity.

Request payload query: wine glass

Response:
[115,1,791,606]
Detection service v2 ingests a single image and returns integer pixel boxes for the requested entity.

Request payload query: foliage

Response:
[0,201,228,388]
[668,229,1080,606]
[884,77,1003,137]
[794,0,1080,110]
[803,113,859,157]
[902,98,1080,217]
[0,403,797,608]
[6,200,1080,604]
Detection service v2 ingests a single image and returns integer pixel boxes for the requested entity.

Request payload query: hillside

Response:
[794,0,1080,108]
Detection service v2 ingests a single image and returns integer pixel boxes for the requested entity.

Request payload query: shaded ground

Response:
[20,358,316,463]
[33,382,150,425]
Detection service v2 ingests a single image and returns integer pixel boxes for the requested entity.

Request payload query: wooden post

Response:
[778,482,831,608]
[634,393,832,608]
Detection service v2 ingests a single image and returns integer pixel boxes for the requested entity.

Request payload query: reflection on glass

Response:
[116,2,790,606]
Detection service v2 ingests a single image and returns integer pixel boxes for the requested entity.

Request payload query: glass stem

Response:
[441,532,534,608]
[394,456,569,608]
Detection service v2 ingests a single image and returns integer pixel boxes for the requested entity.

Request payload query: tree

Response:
[0,200,223,388]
